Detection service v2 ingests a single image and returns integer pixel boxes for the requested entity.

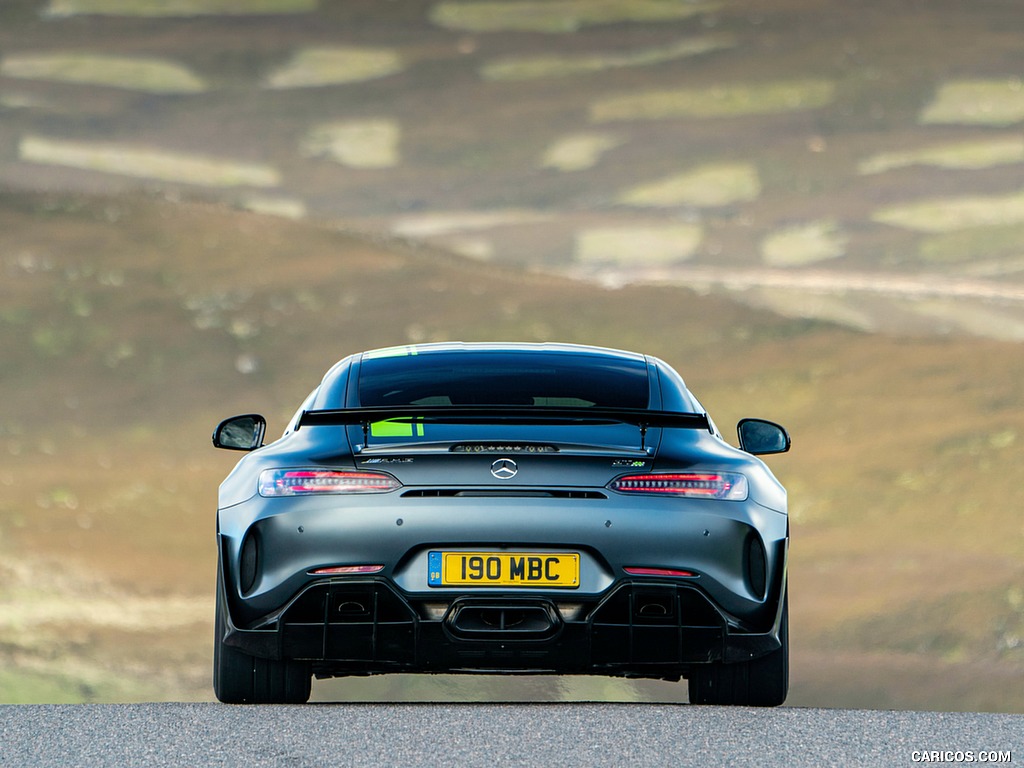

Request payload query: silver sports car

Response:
[212,342,791,705]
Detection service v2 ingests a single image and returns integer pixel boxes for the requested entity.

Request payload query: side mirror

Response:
[213,414,267,452]
[737,418,791,455]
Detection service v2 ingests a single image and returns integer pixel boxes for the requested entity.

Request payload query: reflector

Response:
[624,567,697,578]
[310,565,385,575]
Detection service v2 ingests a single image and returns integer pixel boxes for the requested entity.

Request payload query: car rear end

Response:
[214,344,789,703]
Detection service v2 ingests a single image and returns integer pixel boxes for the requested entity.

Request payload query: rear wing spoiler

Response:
[297,406,711,450]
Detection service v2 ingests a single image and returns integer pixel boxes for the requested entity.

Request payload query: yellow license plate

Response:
[428,552,580,588]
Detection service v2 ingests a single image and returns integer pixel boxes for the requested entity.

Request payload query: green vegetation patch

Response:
[908,299,1024,343]
[44,0,315,16]
[590,78,836,122]
[0,666,155,704]
[617,162,761,207]
[391,210,553,238]
[920,79,1024,127]
[314,674,650,702]
[737,288,876,332]
[859,137,1024,174]
[761,220,848,267]
[541,132,623,172]
[0,93,55,110]
[430,0,720,33]
[1,53,206,94]
[240,196,308,220]
[300,119,401,168]
[919,223,1024,266]
[19,135,280,188]
[481,35,734,81]
[264,47,404,89]
[436,236,495,261]
[873,190,1024,233]
[574,224,703,265]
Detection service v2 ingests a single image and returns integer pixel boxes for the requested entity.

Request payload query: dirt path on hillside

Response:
[570,266,1024,303]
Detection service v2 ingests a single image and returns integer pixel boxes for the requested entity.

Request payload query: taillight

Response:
[258,469,401,497]
[608,472,748,501]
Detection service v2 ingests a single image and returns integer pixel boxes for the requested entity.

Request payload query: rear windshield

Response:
[357,350,650,409]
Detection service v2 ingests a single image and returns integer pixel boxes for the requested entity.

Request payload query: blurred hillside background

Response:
[0,0,1022,710]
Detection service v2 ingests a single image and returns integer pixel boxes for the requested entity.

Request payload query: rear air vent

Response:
[240,532,259,595]
[746,535,767,600]
[402,489,606,500]
[450,443,558,453]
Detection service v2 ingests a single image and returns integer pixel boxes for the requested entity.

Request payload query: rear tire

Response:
[214,555,311,704]
[688,594,788,707]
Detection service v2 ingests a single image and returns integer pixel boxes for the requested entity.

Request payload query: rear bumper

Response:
[221,577,785,678]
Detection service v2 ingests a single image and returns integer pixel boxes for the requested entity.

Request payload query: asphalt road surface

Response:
[0,703,1020,767]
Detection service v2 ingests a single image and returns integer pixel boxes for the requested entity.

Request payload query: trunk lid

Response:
[352,427,658,490]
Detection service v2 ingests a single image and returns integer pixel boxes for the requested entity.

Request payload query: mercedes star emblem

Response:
[490,457,518,479]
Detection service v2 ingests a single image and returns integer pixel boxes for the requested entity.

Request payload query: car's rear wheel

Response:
[214,556,311,704]
[687,594,788,707]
